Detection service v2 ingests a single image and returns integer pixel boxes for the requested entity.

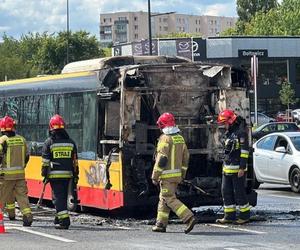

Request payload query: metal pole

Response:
[253,55,258,126]
[148,0,152,55]
[66,0,70,64]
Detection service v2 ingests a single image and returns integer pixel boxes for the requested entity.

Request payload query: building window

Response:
[159,18,161,23]
[160,26,162,31]
[110,18,112,22]
[134,16,138,21]
[210,20,213,25]
[103,18,106,23]
[196,20,197,24]
[134,34,138,39]
[118,17,127,21]
[134,25,138,30]
[164,26,168,31]
[163,18,168,22]
[196,28,197,32]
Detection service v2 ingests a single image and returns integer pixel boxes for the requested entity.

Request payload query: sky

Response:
[0,0,238,40]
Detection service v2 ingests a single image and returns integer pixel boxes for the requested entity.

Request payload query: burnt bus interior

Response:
[96,61,253,207]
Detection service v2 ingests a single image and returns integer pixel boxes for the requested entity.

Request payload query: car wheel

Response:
[289,167,300,193]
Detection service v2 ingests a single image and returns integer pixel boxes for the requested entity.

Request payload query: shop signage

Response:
[238,49,268,58]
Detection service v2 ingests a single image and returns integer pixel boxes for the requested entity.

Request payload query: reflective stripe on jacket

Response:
[0,135,27,180]
[152,133,189,182]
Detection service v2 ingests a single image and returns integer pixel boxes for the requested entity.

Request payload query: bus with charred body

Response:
[0,56,257,211]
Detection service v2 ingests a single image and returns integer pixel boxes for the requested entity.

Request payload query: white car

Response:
[253,132,300,192]
[251,112,274,126]
[292,109,300,124]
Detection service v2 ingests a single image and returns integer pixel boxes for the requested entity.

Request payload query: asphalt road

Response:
[2,183,300,250]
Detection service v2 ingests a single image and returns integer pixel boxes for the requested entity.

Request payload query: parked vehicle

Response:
[252,122,299,141]
[251,112,274,126]
[292,109,300,124]
[253,132,300,192]
[276,110,293,122]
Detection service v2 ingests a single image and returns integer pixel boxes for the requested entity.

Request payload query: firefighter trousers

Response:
[0,179,32,222]
[156,180,194,227]
[5,192,16,219]
[50,179,70,226]
[221,174,250,220]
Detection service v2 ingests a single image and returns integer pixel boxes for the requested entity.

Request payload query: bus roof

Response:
[61,55,190,73]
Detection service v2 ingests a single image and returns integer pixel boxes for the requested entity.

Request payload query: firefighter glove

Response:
[41,166,49,178]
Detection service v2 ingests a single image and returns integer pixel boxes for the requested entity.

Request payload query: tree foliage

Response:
[279,81,298,110]
[245,0,300,35]
[223,0,300,36]
[237,0,278,23]
[0,31,105,81]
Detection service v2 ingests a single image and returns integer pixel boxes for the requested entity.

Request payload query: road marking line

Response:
[264,194,300,200]
[113,226,136,230]
[207,223,266,234]
[224,248,241,250]
[5,224,76,243]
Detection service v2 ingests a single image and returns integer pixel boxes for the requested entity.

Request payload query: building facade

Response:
[100,11,236,46]
[112,36,300,115]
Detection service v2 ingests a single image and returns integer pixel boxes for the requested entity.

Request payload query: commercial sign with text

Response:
[238,49,268,58]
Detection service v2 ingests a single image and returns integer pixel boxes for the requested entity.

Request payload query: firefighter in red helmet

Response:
[151,112,196,233]
[41,114,79,229]
[216,109,251,224]
[0,116,32,226]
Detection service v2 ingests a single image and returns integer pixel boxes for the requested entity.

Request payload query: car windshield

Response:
[290,136,300,151]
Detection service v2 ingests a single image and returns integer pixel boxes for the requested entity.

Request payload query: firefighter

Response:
[0,115,33,226]
[152,112,196,234]
[216,109,251,224]
[41,114,79,230]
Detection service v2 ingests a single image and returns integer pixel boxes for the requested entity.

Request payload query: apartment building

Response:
[100,11,237,46]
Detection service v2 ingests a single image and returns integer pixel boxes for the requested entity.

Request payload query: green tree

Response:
[244,0,300,35]
[279,81,298,112]
[0,31,104,79]
[236,0,279,33]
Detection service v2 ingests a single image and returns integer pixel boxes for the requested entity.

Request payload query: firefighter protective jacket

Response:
[0,134,28,180]
[152,132,189,182]
[42,131,79,179]
[223,117,249,174]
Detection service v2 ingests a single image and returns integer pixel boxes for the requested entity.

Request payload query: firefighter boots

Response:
[216,218,235,224]
[23,215,33,227]
[55,217,70,230]
[54,216,59,225]
[234,218,250,225]
[152,222,166,233]
[184,216,196,234]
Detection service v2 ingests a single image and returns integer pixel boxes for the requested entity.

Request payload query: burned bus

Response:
[0,56,257,210]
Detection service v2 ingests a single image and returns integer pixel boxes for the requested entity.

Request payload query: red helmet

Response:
[157,112,175,129]
[0,116,16,132]
[217,109,237,125]
[49,114,65,131]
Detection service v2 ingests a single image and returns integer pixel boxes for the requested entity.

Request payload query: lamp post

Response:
[66,0,70,64]
[147,0,175,56]
[148,0,152,55]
